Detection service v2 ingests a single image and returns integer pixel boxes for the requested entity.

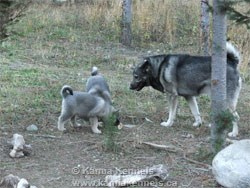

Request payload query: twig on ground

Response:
[183,153,211,168]
[65,140,101,145]
[142,142,181,153]
[134,156,156,160]
[194,167,210,172]
[28,134,61,139]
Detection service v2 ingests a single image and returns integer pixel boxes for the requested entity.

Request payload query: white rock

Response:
[212,139,250,188]
[17,178,29,188]
[9,134,25,158]
[0,174,36,188]
[26,124,38,132]
[0,174,20,187]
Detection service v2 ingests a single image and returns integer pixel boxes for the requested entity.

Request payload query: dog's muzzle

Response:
[130,80,145,91]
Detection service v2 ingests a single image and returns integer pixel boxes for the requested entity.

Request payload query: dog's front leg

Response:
[161,94,178,127]
[58,116,67,131]
[90,117,102,134]
[186,96,202,127]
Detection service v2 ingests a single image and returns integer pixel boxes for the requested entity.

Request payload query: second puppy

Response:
[86,66,120,127]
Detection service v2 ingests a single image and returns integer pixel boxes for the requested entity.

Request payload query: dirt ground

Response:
[1,78,250,188]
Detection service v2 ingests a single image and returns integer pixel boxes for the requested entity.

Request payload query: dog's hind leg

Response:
[70,116,82,128]
[90,117,102,134]
[161,94,178,127]
[228,77,242,137]
[186,96,202,127]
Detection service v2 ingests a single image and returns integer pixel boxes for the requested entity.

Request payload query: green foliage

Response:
[215,109,235,134]
[225,1,250,29]
[102,114,120,153]
[212,109,235,153]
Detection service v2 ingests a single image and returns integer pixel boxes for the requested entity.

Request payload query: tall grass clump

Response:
[132,0,200,47]
[102,114,120,153]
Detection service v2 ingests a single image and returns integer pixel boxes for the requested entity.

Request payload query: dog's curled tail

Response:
[61,85,73,98]
[227,42,241,66]
[91,66,98,76]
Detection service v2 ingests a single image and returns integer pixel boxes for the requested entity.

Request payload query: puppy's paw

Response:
[58,127,66,131]
[74,123,82,128]
[92,129,102,134]
[192,121,202,127]
[228,131,238,137]
[161,121,173,127]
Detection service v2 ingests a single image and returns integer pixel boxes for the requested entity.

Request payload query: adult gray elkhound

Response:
[130,43,241,137]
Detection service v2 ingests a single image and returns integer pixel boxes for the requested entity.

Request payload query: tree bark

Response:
[211,0,227,153]
[200,0,210,55]
[120,0,132,46]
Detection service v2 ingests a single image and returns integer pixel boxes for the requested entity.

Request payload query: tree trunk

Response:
[120,0,132,46]
[200,0,210,55]
[211,0,227,153]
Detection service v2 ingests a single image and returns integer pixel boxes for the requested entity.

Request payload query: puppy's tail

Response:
[60,85,73,98]
[91,66,98,76]
[226,42,241,67]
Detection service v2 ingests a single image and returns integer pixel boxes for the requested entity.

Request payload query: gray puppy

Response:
[86,67,112,103]
[58,85,113,134]
[86,67,120,126]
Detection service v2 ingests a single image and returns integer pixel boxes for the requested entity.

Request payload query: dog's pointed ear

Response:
[140,58,152,73]
[139,58,150,69]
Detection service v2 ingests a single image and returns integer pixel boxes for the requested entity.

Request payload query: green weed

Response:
[102,114,120,153]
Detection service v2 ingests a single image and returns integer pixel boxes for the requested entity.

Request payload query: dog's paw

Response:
[74,123,82,128]
[228,131,238,137]
[58,127,66,131]
[92,129,102,134]
[91,127,102,134]
[161,121,173,127]
[192,121,202,127]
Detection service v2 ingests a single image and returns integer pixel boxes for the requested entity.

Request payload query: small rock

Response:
[9,134,25,158]
[26,124,38,132]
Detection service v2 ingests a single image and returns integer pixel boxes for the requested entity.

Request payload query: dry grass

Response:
[39,0,249,76]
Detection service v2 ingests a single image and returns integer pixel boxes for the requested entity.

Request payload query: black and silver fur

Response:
[130,43,242,137]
